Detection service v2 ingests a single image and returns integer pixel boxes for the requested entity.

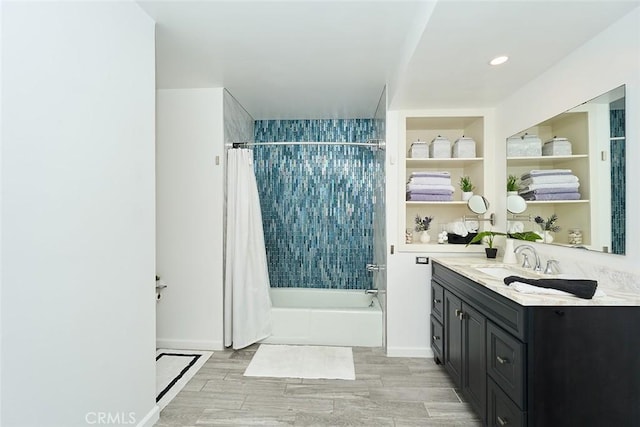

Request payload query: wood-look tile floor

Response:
[157,345,481,426]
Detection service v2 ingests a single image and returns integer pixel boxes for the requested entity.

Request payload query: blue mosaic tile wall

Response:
[253,119,380,289]
[610,106,625,254]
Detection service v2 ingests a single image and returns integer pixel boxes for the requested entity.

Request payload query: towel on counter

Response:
[521,169,573,179]
[504,275,598,299]
[410,171,450,178]
[509,281,606,298]
[406,193,453,202]
[406,183,455,193]
[520,175,579,185]
[520,191,581,201]
[408,176,453,186]
[519,182,580,192]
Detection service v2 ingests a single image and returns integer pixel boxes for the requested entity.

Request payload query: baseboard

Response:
[136,405,159,427]
[156,338,223,351]
[386,346,433,358]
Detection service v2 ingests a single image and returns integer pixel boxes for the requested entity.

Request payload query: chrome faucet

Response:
[514,244,542,272]
[544,259,561,275]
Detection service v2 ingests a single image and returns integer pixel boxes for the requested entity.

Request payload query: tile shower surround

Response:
[254,119,381,289]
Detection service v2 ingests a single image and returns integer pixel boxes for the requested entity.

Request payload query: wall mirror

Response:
[506,85,626,254]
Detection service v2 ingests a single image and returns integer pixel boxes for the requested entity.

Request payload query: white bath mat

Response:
[156,349,212,410]
[244,344,355,380]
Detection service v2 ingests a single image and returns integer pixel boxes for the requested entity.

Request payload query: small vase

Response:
[419,231,431,243]
[507,191,518,196]
[543,231,554,243]
[485,247,498,259]
[462,191,474,201]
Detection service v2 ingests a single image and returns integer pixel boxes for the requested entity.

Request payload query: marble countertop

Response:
[432,256,640,307]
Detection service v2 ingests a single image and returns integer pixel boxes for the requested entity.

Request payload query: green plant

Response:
[507,231,542,241]
[507,174,519,192]
[466,230,505,249]
[415,214,433,232]
[459,176,475,192]
[534,214,561,232]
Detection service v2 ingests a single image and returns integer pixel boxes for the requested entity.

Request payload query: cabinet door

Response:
[444,290,463,388]
[432,281,444,323]
[462,302,487,422]
[430,315,444,364]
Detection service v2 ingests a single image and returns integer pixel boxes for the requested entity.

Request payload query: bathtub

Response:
[261,288,383,347]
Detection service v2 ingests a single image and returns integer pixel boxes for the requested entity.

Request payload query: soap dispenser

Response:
[503,239,517,264]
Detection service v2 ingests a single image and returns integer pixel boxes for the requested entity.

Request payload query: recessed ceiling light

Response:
[489,55,509,66]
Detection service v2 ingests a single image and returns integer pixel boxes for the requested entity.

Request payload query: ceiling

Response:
[138,0,639,119]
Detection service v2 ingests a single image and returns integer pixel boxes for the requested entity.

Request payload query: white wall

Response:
[1,2,157,426]
[156,88,225,350]
[495,6,640,276]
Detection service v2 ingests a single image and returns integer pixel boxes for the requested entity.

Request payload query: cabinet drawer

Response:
[488,377,526,427]
[430,315,444,363]
[487,321,525,409]
[432,281,444,322]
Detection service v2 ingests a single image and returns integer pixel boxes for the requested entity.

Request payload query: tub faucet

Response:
[514,244,542,272]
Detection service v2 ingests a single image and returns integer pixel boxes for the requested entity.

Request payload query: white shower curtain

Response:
[224,148,272,349]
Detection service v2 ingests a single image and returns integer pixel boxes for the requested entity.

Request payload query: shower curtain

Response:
[224,148,272,349]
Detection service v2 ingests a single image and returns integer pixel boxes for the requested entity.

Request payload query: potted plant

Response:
[534,214,560,243]
[459,176,475,201]
[467,230,540,259]
[507,174,519,195]
[415,214,433,243]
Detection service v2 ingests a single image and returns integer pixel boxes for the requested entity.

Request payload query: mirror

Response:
[507,194,527,214]
[468,194,489,214]
[506,85,625,254]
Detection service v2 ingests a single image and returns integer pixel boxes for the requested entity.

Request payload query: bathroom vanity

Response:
[430,258,640,427]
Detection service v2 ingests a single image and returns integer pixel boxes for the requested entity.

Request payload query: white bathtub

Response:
[260,288,383,347]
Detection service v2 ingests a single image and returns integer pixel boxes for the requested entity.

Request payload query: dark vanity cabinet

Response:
[430,261,640,427]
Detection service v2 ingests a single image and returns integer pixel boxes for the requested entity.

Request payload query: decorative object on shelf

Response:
[437,230,448,244]
[506,133,542,157]
[409,139,429,158]
[452,136,476,158]
[568,228,583,245]
[466,230,504,258]
[405,228,413,244]
[429,135,452,158]
[415,214,433,244]
[534,214,560,243]
[507,174,519,196]
[542,136,572,156]
[459,175,475,201]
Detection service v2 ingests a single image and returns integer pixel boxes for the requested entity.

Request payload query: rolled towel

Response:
[509,282,606,297]
[445,221,469,237]
[503,275,598,299]
[521,169,573,179]
[521,175,579,185]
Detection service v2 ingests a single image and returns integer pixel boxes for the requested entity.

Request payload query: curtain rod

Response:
[227,140,385,150]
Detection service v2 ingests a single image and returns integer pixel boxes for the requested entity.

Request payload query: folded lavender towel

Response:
[519,182,580,192]
[411,171,450,178]
[407,183,455,192]
[518,187,581,195]
[521,169,573,179]
[409,177,452,186]
[521,175,578,185]
[504,275,597,299]
[406,193,453,202]
[405,188,454,195]
[520,192,581,201]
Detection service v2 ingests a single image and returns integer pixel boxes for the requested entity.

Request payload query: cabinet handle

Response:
[497,416,509,426]
[432,335,440,341]
[433,298,441,304]
[496,356,510,365]
[454,309,465,320]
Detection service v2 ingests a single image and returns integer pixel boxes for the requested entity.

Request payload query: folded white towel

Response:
[464,220,479,233]
[446,221,469,237]
[406,183,455,192]
[408,176,452,186]
[521,175,579,185]
[519,182,580,192]
[410,171,450,178]
[507,221,524,233]
[510,282,606,297]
